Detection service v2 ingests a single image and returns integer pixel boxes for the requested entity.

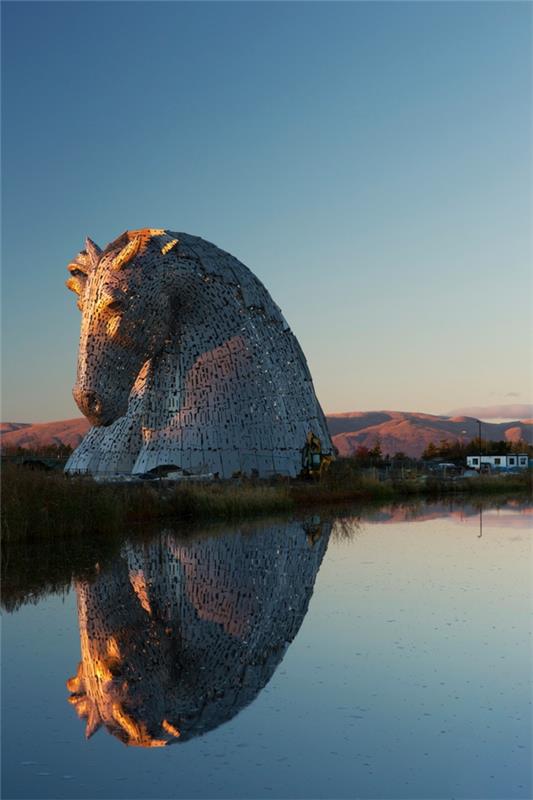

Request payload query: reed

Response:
[163,482,293,520]
[0,464,294,543]
[1,464,152,541]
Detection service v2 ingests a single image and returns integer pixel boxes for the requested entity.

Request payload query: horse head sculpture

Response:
[65,229,331,477]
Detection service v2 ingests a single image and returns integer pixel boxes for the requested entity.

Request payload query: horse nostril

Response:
[91,395,101,414]
[74,388,104,419]
[85,392,102,415]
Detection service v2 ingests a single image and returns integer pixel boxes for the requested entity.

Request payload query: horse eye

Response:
[106,299,124,313]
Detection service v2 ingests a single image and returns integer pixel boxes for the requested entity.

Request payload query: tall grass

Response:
[1,464,294,544]
[162,482,293,520]
[452,473,532,495]
[1,464,158,542]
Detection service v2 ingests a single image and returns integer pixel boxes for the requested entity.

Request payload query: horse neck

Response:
[143,276,252,394]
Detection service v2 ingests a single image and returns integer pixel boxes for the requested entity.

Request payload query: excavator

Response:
[301,431,333,479]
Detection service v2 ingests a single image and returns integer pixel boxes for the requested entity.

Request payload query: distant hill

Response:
[0,418,89,450]
[0,422,32,435]
[1,410,531,458]
[327,411,532,458]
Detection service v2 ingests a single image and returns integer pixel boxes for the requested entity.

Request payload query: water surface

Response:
[2,501,531,799]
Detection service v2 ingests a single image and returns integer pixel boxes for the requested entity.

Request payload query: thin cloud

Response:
[448,403,533,419]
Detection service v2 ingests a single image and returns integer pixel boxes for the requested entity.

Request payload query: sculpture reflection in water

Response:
[67,520,330,747]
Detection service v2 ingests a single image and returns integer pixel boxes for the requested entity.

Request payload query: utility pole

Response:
[477,419,482,472]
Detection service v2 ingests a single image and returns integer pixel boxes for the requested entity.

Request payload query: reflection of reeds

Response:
[1,529,123,613]
[331,516,362,542]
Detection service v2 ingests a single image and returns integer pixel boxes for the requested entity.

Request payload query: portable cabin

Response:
[466,454,529,470]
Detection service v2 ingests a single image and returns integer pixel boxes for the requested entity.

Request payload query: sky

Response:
[2,1,532,422]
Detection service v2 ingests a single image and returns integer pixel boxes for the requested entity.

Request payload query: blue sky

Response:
[2,1,531,421]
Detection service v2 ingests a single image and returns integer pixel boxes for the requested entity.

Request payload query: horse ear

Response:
[85,238,102,268]
[66,251,91,300]
[65,276,82,298]
[66,662,85,693]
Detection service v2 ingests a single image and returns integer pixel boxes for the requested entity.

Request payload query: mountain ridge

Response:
[1,411,531,458]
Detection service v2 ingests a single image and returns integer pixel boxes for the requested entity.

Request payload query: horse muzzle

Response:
[73,387,117,427]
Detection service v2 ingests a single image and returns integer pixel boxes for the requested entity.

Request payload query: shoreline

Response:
[2,462,531,544]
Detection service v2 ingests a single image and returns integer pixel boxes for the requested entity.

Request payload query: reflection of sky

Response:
[2,504,531,799]
[455,509,532,529]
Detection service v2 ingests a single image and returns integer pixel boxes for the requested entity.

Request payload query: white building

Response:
[466,454,529,470]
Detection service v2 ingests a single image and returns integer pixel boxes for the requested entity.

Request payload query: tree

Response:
[422,442,439,460]
[368,438,383,466]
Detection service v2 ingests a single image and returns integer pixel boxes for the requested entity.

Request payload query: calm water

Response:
[2,501,531,799]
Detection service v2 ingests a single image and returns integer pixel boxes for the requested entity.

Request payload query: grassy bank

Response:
[1,462,531,545]
[291,467,532,506]
[0,464,294,543]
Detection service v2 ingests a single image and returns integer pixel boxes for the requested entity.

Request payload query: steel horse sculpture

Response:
[65,228,331,477]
